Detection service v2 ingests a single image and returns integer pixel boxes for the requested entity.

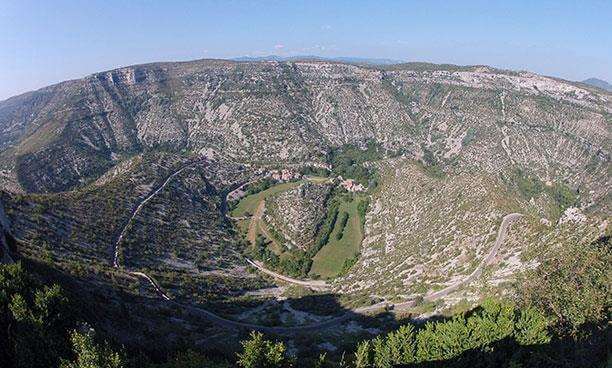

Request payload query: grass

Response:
[304,175,332,184]
[309,197,365,279]
[233,180,368,279]
[230,181,301,218]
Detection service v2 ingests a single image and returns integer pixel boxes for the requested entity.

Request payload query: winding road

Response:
[246,258,329,290]
[112,161,202,267]
[421,213,522,302]
[119,179,521,334]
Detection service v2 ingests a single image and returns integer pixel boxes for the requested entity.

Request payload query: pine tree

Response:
[513,307,550,345]
[372,336,391,368]
[354,340,372,368]
[394,324,416,364]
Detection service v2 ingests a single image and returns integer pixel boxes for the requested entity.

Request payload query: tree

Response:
[0,262,74,368]
[518,240,611,333]
[467,298,515,348]
[353,340,371,368]
[236,331,289,368]
[513,307,550,345]
[416,315,472,361]
[372,336,391,368]
[60,328,124,368]
[390,324,416,364]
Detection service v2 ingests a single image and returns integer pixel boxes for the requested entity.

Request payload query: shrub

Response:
[60,327,124,368]
[236,331,289,368]
[517,239,610,333]
[335,212,349,240]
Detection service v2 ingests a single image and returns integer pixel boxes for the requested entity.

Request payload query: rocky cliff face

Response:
[0,59,609,314]
[0,60,609,197]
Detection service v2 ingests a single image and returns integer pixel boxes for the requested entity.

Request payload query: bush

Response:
[313,203,339,251]
[517,239,610,333]
[335,212,349,240]
[356,198,370,228]
[1,262,75,368]
[327,141,383,185]
[356,299,552,366]
[60,327,124,368]
[236,331,290,368]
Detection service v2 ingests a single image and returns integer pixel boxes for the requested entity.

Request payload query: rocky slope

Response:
[265,182,333,250]
[0,58,609,339]
[0,60,608,197]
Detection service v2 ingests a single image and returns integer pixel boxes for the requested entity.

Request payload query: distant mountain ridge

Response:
[231,55,404,65]
[582,77,612,92]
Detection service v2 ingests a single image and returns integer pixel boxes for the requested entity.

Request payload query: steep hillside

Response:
[0,59,609,351]
[0,60,608,197]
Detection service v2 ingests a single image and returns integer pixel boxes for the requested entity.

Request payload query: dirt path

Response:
[246,201,265,246]
[246,258,329,290]
[131,213,521,333]
[107,161,521,334]
[112,161,201,267]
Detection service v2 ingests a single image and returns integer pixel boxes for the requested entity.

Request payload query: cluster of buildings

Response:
[338,177,366,192]
[269,169,302,182]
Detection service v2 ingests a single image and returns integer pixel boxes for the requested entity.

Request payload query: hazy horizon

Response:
[1,0,610,100]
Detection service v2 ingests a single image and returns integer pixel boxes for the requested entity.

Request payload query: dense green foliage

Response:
[300,166,330,178]
[517,237,611,333]
[237,332,290,368]
[328,141,383,186]
[278,251,312,278]
[335,212,349,240]
[353,299,550,367]
[251,234,279,266]
[1,262,75,368]
[245,178,277,196]
[250,235,312,278]
[356,198,370,228]
[511,169,578,212]
[60,328,124,368]
[314,199,340,250]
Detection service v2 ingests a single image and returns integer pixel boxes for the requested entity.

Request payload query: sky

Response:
[1,0,610,100]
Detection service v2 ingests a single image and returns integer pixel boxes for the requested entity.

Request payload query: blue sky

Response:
[1,0,610,100]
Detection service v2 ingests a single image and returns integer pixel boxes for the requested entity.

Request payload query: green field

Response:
[304,176,332,184]
[309,197,365,279]
[232,179,366,279]
[230,181,301,218]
